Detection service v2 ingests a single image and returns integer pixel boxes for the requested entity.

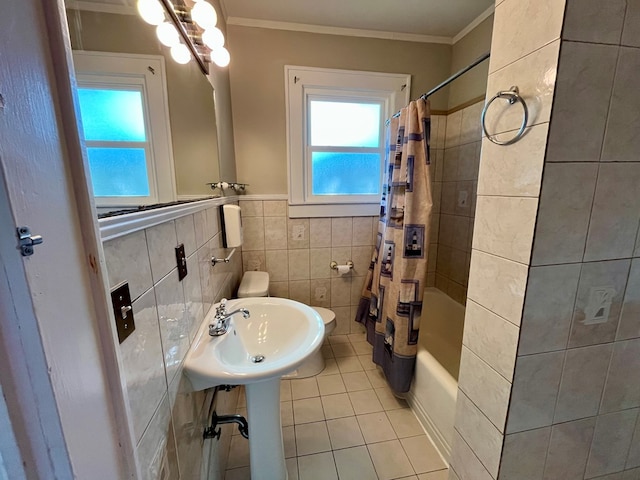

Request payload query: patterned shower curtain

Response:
[355,98,432,394]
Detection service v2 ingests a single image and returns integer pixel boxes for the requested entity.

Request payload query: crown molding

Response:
[226,17,453,45]
[218,0,229,21]
[452,5,495,44]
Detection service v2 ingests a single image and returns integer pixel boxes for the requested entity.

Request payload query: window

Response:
[286,66,410,217]
[73,52,176,207]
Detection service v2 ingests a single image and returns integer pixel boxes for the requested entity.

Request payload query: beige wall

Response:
[227,25,452,194]
[67,9,222,196]
[448,15,494,110]
[208,0,238,183]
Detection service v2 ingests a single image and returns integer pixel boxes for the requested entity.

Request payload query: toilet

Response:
[237,271,336,378]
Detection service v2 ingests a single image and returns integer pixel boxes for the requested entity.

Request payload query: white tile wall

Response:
[543,417,596,479]
[499,428,550,480]
[563,0,626,44]
[491,2,640,477]
[519,264,581,355]
[457,347,511,432]
[462,301,518,381]
[103,203,243,478]
[553,344,613,423]
[239,202,375,335]
[530,163,599,265]
[545,42,618,163]
[489,0,565,74]
[585,409,639,478]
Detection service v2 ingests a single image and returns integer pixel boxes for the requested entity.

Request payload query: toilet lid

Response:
[311,306,336,325]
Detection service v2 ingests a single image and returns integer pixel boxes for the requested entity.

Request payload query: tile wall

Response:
[499,1,640,479]
[102,202,243,479]
[431,102,483,305]
[238,199,375,336]
[448,0,565,477]
[451,0,640,479]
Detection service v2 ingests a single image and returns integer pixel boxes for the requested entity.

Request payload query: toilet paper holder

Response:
[330,260,354,271]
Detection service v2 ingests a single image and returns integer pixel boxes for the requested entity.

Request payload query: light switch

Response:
[111,282,135,344]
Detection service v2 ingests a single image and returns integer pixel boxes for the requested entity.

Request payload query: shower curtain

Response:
[355,98,432,394]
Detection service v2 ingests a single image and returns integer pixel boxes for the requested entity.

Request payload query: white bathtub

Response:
[407,287,465,461]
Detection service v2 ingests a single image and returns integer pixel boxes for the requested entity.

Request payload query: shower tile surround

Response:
[431,103,483,305]
[102,202,243,479]
[239,200,377,336]
[450,0,640,479]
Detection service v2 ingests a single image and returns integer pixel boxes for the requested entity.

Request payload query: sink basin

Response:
[185,297,325,390]
[185,297,325,480]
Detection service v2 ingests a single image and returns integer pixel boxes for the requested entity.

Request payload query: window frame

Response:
[285,66,410,218]
[73,51,177,208]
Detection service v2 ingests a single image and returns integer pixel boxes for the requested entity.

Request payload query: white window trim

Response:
[285,66,410,218]
[73,51,177,207]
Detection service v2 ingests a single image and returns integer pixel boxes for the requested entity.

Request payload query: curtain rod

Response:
[388,51,491,121]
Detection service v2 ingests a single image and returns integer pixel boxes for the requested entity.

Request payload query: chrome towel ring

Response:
[481,86,528,146]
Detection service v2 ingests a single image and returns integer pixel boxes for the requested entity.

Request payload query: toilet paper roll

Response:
[336,264,351,276]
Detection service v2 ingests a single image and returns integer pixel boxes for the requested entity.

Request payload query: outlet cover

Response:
[111,282,135,344]
[583,286,616,325]
[457,190,468,208]
[314,287,327,301]
[176,243,187,281]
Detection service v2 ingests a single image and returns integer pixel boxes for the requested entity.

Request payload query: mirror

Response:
[66,6,221,203]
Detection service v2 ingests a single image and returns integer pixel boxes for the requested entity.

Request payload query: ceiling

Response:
[69,0,495,43]
[220,0,494,42]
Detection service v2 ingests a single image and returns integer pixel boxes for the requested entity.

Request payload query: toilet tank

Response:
[237,271,270,297]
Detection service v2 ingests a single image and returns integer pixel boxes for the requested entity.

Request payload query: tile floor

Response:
[224,333,449,480]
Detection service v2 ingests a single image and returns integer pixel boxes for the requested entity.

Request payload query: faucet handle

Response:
[216,298,228,316]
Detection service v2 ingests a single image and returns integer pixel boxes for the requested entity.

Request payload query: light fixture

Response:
[136,0,230,73]
[202,27,224,50]
[211,47,230,67]
[137,0,164,26]
[156,22,180,47]
[191,0,217,29]
[171,44,191,64]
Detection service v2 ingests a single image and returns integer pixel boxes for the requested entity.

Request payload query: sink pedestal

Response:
[245,377,287,480]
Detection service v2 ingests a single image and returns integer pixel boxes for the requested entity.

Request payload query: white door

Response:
[0,0,137,478]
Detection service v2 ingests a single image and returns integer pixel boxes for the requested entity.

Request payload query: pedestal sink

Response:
[184,297,325,480]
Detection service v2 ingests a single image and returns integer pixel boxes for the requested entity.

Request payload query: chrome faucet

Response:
[209,298,250,336]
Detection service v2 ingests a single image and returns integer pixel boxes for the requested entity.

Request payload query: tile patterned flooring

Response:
[224,333,449,480]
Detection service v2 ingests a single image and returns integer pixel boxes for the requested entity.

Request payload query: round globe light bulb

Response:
[171,44,191,64]
[211,46,230,67]
[137,0,164,25]
[156,22,180,47]
[202,27,225,50]
[191,1,217,29]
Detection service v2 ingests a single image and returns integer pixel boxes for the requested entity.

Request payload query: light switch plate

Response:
[176,243,187,281]
[111,282,135,344]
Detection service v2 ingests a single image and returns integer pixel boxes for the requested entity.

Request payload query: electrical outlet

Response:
[457,190,468,208]
[583,286,616,325]
[292,224,305,240]
[314,287,327,301]
[248,259,262,271]
[176,243,187,281]
[111,282,135,344]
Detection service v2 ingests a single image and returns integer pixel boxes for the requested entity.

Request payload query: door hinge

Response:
[17,226,43,256]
